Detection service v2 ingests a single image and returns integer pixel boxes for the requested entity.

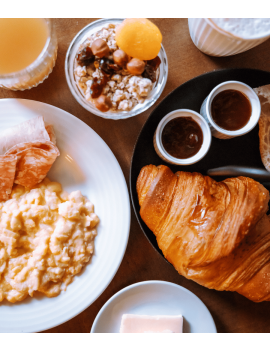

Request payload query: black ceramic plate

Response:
[130,68,270,260]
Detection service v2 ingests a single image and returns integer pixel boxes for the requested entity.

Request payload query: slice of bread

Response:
[254,85,270,172]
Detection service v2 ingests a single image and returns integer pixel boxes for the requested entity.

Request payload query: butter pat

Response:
[119,314,183,333]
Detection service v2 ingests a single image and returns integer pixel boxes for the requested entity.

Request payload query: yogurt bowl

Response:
[154,109,212,166]
[188,18,270,57]
[65,18,168,120]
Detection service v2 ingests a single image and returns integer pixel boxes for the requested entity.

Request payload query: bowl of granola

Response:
[65,18,168,120]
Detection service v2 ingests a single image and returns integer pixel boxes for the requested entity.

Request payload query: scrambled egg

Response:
[0,178,99,303]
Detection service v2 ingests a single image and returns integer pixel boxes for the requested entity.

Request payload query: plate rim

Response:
[91,280,217,333]
[129,67,270,260]
[0,98,131,332]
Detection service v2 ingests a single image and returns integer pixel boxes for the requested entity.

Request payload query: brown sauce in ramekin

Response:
[161,117,203,159]
[211,89,251,131]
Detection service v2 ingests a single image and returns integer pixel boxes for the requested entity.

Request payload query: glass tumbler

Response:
[0,19,58,91]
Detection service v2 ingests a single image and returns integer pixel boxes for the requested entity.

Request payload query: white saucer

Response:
[91,280,217,333]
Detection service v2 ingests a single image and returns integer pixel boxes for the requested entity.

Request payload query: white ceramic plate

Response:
[91,281,217,333]
[0,98,130,333]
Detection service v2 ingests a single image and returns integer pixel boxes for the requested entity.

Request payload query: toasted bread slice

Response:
[254,85,270,172]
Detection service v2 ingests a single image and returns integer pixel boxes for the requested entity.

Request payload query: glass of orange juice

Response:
[0,18,57,90]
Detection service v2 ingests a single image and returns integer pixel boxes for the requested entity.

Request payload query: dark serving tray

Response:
[130,68,270,259]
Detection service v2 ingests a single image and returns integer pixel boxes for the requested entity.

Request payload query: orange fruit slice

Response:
[115,18,162,61]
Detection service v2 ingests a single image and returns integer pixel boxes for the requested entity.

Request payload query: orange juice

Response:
[0,18,49,74]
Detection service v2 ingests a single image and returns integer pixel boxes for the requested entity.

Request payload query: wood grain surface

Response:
[1,18,270,333]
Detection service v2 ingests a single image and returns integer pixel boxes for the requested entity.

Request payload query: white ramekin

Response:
[200,81,261,140]
[154,109,212,165]
[188,18,270,57]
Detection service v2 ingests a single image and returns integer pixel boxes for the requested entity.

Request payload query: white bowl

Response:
[65,18,168,120]
[153,109,212,165]
[188,18,270,57]
[200,80,261,139]
[91,280,217,333]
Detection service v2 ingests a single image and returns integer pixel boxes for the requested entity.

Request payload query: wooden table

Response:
[2,18,270,333]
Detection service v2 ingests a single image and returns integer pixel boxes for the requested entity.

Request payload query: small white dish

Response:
[200,80,261,139]
[91,280,217,333]
[0,99,130,333]
[65,18,168,120]
[154,109,212,165]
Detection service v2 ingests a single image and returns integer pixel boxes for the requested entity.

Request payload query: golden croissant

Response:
[137,164,270,302]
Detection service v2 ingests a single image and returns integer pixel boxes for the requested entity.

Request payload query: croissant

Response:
[137,164,270,302]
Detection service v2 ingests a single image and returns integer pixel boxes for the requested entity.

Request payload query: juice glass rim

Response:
[0,19,53,79]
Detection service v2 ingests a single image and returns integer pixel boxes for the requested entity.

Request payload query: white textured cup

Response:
[188,18,270,57]
[200,81,261,140]
[154,109,212,165]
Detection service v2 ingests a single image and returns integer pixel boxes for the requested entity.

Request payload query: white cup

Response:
[188,18,270,57]
[153,109,212,165]
[200,81,261,140]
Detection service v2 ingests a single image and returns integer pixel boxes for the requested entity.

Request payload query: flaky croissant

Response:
[137,165,270,302]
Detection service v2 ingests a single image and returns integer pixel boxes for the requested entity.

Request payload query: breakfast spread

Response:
[254,84,270,172]
[0,177,99,303]
[74,19,162,112]
[137,164,270,302]
[120,314,183,333]
[0,116,59,201]
[161,117,203,159]
[4,18,270,334]
[211,89,251,131]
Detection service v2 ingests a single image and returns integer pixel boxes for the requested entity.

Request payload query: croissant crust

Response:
[137,165,270,302]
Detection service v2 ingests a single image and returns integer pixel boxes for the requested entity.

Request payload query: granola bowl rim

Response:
[65,18,168,120]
